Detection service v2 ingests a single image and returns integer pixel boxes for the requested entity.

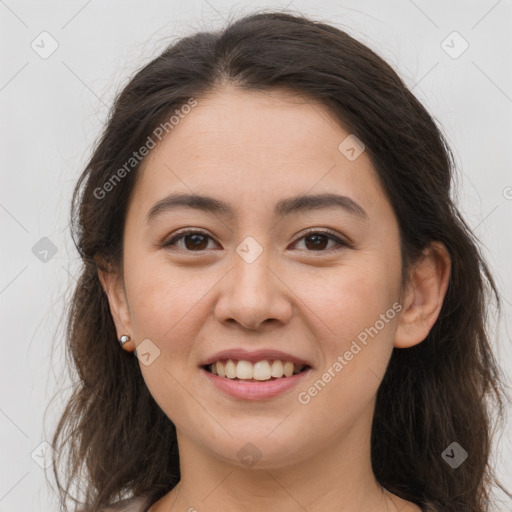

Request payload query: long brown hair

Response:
[49,9,511,512]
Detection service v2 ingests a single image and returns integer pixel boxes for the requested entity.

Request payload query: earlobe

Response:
[97,264,135,351]
[394,242,451,349]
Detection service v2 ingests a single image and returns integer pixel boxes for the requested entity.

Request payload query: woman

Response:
[50,9,511,512]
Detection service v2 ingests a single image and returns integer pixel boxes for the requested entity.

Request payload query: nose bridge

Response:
[232,235,274,300]
[214,235,291,329]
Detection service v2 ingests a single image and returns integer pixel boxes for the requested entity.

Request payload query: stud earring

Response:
[119,335,131,347]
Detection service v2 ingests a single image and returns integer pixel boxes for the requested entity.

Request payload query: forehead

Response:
[129,86,388,223]
[157,86,352,163]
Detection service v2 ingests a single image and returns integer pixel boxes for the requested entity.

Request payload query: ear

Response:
[97,261,135,351]
[394,242,451,349]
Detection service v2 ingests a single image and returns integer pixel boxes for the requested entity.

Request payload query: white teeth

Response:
[270,360,283,377]
[236,360,253,379]
[225,359,237,378]
[216,361,225,377]
[283,361,294,377]
[253,360,271,381]
[208,359,306,381]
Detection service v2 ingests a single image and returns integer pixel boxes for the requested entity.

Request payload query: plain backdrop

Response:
[1,1,511,511]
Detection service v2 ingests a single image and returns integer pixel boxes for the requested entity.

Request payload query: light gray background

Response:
[1,1,511,511]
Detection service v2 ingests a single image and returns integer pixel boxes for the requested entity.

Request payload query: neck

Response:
[165,402,400,512]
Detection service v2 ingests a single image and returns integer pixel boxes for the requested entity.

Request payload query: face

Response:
[111,86,406,468]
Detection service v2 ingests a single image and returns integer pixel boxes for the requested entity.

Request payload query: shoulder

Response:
[99,496,152,512]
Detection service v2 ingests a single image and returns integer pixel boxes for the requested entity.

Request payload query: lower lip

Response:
[200,367,312,401]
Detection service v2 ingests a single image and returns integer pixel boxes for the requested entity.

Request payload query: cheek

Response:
[311,255,400,343]
[123,252,192,342]
[303,256,400,402]
[122,255,211,426]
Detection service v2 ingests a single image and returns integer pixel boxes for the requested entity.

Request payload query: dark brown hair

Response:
[49,9,511,512]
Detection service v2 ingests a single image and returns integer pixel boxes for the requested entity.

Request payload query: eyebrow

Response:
[145,192,368,223]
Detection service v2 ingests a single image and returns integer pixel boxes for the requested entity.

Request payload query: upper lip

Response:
[200,348,313,368]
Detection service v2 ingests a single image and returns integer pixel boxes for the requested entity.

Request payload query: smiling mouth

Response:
[202,359,311,382]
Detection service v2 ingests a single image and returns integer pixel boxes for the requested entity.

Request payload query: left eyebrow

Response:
[145,192,368,223]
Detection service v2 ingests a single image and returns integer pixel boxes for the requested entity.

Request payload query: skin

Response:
[99,85,451,512]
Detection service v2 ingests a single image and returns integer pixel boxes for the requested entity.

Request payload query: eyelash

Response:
[162,228,350,253]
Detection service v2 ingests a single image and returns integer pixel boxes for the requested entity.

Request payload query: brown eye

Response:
[163,230,215,251]
[163,229,348,253]
[304,233,330,250]
[292,230,347,252]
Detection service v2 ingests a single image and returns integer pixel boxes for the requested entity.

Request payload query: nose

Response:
[214,248,293,331]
